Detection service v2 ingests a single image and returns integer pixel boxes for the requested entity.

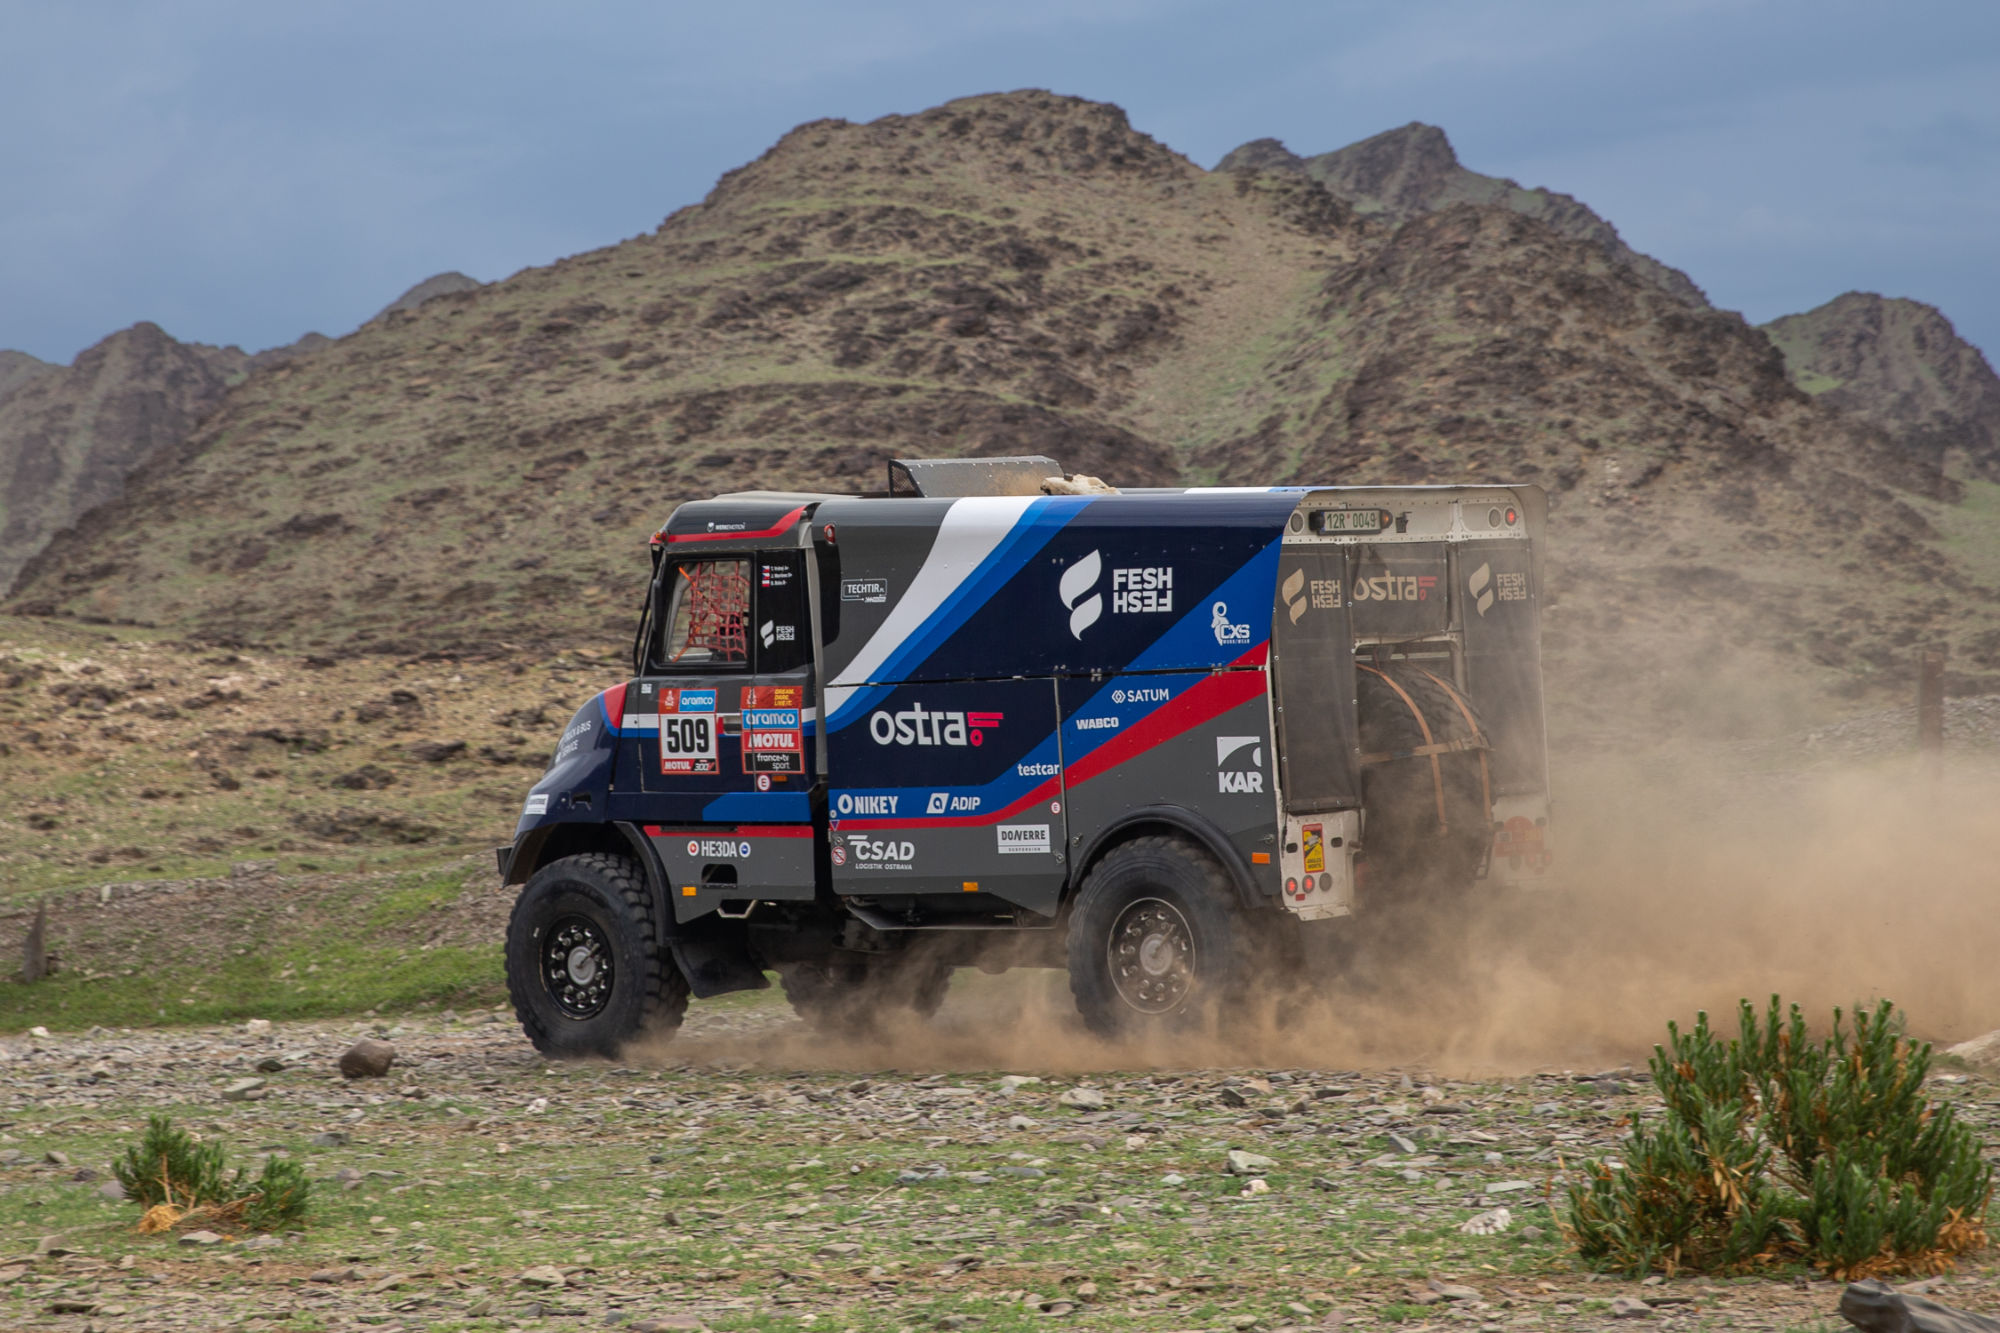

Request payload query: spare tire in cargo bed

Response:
[1355,665,1491,903]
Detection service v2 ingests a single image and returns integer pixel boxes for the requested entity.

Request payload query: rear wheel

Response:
[780,948,952,1035]
[506,853,689,1058]
[1066,836,1248,1038]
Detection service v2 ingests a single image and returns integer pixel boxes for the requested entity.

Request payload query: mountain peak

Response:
[1314,122,1461,212]
[1214,137,1305,174]
[373,272,483,322]
[0,350,53,404]
[1763,291,2000,479]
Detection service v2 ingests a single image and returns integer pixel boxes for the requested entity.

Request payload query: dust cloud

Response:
[637,754,2000,1079]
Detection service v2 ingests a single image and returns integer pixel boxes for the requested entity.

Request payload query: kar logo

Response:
[1060,550,1104,640]
[1216,735,1264,793]
[1468,562,1494,617]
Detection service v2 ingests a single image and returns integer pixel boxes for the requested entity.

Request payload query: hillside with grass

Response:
[6,90,2000,750]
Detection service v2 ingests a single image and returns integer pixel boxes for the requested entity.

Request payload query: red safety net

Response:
[673,561,749,663]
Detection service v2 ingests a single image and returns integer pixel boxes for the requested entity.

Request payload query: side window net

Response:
[661,559,750,667]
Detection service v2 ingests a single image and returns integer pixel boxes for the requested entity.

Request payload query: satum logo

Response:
[1215,735,1265,793]
[868,704,1003,747]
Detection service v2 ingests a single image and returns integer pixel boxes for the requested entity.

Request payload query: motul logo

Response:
[868,703,1003,747]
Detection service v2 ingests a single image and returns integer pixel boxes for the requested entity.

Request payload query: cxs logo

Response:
[1211,600,1252,645]
[868,703,1002,747]
[1216,735,1265,793]
[1059,550,1176,639]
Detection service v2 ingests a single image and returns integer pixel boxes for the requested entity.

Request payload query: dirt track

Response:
[4,999,2000,1332]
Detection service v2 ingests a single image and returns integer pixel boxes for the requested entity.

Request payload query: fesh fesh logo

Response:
[868,703,1003,747]
[1060,550,1176,639]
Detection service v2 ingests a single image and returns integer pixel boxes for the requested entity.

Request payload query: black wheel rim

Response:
[542,914,614,1020]
[1107,896,1196,1014]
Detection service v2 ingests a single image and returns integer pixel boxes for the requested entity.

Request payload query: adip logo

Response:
[1060,550,1104,640]
[1468,562,1494,617]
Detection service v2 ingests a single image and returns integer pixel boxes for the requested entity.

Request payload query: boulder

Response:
[338,1038,396,1079]
[1840,1280,2000,1333]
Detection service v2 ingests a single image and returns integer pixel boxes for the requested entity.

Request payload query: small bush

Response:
[1565,997,1990,1279]
[111,1114,310,1233]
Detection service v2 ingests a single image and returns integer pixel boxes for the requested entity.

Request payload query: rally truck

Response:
[498,456,1552,1055]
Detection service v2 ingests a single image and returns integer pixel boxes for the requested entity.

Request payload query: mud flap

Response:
[665,914,770,998]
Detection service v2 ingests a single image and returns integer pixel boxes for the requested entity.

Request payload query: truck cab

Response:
[499,458,1551,1055]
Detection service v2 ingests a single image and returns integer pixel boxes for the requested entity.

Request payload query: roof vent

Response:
[887,456,1065,498]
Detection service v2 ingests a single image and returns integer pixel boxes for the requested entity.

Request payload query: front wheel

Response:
[506,852,689,1058]
[1065,836,1248,1038]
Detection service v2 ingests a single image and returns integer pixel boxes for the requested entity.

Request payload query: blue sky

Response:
[3,0,1996,364]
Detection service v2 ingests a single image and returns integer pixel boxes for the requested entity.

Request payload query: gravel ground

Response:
[4,1001,2000,1332]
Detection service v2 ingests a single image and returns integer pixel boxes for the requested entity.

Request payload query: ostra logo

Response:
[868,703,1003,747]
[1352,571,1437,603]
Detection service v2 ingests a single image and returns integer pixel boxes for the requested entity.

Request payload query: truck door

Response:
[823,678,1068,917]
[626,550,817,914]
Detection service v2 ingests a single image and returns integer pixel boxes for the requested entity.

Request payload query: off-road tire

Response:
[1356,667,1491,903]
[506,852,689,1058]
[1066,835,1249,1038]
[780,949,952,1035]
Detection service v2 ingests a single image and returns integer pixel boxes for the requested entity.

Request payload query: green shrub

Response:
[111,1114,311,1232]
[1565,997,1990,1278]
[241,1156,312,1231]
[113,1115,229,1210]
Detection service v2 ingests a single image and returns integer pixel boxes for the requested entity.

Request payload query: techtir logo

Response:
[868,703,1003,747]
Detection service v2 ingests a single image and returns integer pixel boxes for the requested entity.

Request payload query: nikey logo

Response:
[1060,550,1104,640]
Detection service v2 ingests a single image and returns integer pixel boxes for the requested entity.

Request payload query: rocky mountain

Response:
[7,91,1998,744]
[1762,292,2000,482]
[0,323,250,592]
[1217,123,1705,305]
[373,271,484,322]
[0,350,54,402]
